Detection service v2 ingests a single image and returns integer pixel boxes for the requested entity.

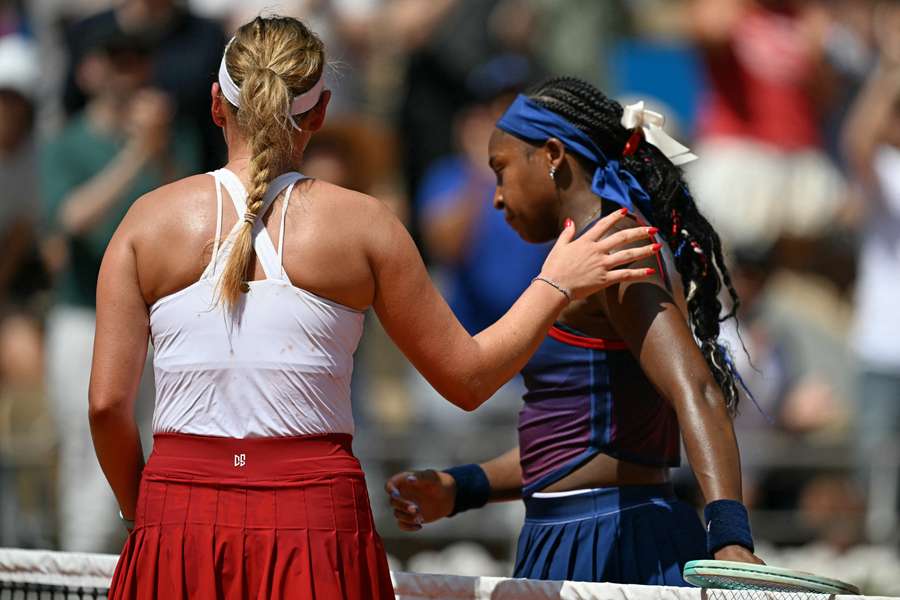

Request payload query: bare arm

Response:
[421,182,483,264]
[61,90,172,235]
[842,64,900,187]
[481,446,522,502]
[686,0,747,46]
[371,208,658,411]
[603,263,760,562]
[88,213,148,522]
[59,145,150,235]
[604,272,741,502]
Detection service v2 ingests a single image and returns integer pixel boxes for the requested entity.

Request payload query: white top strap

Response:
[211,174,224,266]
[276,180,297,275]
[214,168,305,280]
[201,172,226,280]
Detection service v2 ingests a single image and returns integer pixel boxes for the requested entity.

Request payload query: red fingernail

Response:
[619,208,628,216]
[645,268,656,275]
[648,227,659,235]
[652,243,662,252]
[564,218,573,228]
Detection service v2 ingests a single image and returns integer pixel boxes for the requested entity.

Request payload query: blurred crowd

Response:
[0,0,899,592]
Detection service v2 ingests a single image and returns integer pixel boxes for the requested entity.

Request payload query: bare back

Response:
[126,165,383,311]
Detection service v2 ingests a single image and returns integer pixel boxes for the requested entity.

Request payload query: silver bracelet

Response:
[532,275,572,302]
[118,509,135,530]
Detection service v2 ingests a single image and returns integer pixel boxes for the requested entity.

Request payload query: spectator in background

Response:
[396,0,531,247]
[841,0,900,543]
[419,57,548,337]
[41,31,200,552]
[411,56,548,427]
[0,35,45,313]
[63,0,225,170]
[0,33,51,547]
[685,0,845,251]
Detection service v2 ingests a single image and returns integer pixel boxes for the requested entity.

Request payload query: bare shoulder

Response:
[596,212,645,245]
[121,174,215,239]
[117,174,219,304]
[304,179,406,244]
[306,179,394,217]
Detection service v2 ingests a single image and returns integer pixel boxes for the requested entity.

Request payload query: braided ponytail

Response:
[527,77,744,413]
[217,16,325,310]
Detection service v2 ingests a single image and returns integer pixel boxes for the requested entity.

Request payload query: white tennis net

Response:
[1,548,896,600]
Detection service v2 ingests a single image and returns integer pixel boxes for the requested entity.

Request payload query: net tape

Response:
[1,549,895,600]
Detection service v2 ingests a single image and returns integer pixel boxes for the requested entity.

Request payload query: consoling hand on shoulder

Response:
[538,208,658,302]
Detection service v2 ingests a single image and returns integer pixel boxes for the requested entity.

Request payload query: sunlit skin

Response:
[388,126,764,565]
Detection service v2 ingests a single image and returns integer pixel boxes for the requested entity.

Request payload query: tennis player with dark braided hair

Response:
[386,77,765,585]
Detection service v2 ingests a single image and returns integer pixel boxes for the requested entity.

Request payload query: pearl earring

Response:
[549,166,557,180]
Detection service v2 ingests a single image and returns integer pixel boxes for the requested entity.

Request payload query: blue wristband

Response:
[443,464,490,517]
[704,499,754,555]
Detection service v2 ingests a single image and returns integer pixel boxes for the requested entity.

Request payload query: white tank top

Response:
[149,168,365,438]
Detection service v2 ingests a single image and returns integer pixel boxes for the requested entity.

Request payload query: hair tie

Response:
[243,211,257,225]
[620,101,698,166]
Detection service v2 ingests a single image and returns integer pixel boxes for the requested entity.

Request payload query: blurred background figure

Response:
[408,55,548,429]
[61,0,225,170]
[685,0,845,251]
[841,0,900,545]
[0,33,53,548]
[40,30,200,552]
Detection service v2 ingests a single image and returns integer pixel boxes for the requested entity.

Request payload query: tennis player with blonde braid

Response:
[387,77,765,586]
[88,17,659,599]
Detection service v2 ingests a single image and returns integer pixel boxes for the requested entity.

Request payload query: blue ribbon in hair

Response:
[496,95,654,223]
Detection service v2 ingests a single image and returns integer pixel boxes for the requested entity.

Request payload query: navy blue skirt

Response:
[513,484,707,586]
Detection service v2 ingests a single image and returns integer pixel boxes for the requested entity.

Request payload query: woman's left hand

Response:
[713,544,765,564]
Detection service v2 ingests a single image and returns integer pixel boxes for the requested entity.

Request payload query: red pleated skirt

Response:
[108,433,394,599]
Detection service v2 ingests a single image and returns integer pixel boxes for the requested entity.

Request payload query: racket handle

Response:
[704,499,754,555]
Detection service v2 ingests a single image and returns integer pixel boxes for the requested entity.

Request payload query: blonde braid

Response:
[216,16,325,310]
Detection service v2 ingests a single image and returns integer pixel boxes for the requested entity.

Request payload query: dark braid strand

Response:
[527,76,743,414]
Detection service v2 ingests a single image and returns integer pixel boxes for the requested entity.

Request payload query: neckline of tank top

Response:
[147,169,367,315]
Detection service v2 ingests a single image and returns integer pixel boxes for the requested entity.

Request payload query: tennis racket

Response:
[683,560,860,595]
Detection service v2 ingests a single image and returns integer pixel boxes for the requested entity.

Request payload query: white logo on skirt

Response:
[234,453,246,467]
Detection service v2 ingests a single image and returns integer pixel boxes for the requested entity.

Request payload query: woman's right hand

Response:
[384,469,456,532]
[539,209,660,301]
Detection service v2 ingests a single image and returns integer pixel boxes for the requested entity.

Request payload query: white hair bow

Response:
[620,101,698,166]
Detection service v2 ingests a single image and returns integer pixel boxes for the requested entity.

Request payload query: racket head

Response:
[683,560,860,595]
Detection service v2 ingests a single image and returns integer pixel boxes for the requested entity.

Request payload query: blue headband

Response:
[496,95,653,222]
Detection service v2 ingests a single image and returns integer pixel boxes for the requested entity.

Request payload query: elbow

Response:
[672,378,731,420]
[444,381,492,412]
[88,393,132,429]
[445,390,482,412]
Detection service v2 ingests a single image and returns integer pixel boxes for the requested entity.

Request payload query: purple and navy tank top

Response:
[518,323,681,496]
